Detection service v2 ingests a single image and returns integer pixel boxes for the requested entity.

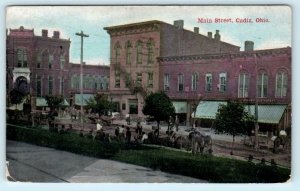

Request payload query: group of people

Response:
[114,121,148,144]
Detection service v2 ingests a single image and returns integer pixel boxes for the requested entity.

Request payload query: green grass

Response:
[7,124,290,183]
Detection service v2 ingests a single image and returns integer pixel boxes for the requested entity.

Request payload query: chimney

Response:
[53,31,60,39]
[194,27,199,33]
[173,20,184,29]
[244,41,254,51]
[214,30,220,40]
[207,32,212,38]
[42,29,48,37]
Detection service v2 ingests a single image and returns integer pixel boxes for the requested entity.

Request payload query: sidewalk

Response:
[6,140,207,183]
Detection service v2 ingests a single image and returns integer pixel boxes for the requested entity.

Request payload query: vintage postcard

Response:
[6,5,291,184]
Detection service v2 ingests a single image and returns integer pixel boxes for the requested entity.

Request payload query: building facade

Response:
[6,26,109,109]
[104,20,240,117]
[158,45,291,130]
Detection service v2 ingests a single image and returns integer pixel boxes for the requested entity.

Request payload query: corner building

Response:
[104,20,240,118]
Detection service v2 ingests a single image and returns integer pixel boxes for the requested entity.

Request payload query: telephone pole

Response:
[75,31,89,129]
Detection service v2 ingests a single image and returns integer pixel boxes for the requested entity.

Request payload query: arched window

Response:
[238,72,249,98]
[257,70,268,98]
[275,70,288,97]
[36,51,42,68]
[191,72,198,91]
[114,42,121,65]
[136,40,142,64]
[16,48,28,67]
[147,39,154,64]
[60,54,65,69]
[126,41,132,65]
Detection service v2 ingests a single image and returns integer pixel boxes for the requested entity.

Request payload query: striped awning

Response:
[192,101,227,119]
[36,97,48,107]
[172,101,187,113]
[247,105,287,124]
[36,97,69,107]
[192,101,287,124]
[75,94,95,106]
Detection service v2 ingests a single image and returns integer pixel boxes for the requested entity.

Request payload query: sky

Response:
[6,6,291,65]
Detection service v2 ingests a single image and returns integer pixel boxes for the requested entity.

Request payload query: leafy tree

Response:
[214,101,254,147]
[142,91,175,135]
[86,94,111,115]
[9,89,26,105]
[45,95,64,110]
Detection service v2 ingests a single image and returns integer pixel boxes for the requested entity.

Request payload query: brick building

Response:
[104,20,239,117]
[69,63,110,106]
[105,20,291,133]
[158,44,291,131]
[6,26,109,109]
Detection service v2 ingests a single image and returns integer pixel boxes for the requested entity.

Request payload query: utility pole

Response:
[75,31,89,129]
[254,53,259,149]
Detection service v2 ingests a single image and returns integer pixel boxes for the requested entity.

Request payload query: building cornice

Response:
[104,20,161,36]
[157,47,291,62]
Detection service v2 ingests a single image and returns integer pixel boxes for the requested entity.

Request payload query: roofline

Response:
[158,47,291,62]
[104,20,164,30]
[70,63,110,68]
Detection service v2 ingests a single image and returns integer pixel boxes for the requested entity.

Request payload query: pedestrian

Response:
[119,125,125,139]
[141,132,148,143]
[175,115,179,132]
[125,127,131,143]
[115,126,120,137]
[96,120,102,131]
[136,121,143,136]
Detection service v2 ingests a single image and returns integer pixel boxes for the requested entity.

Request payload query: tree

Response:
[142,91,175,136]
[86,94,111,116]
[45,95,64,110]
[9,89,26,105]
[214,101,254,147]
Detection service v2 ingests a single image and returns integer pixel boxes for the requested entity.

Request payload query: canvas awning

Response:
[36,97,48,107]
[247,105,287,124]
[172,101,187,113]
[36,97,69,107]
[191,101,227,119]
[75,94,95,106]
[192,101,287,124]
[8,98,26,111]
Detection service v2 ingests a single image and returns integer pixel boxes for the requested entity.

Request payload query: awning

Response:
[192,100,287,124]
[36,97,48,107]
[172,101,187,113]
[192,101,227,119]
[36,97,69,107]
[247,105,287,124]
[75,94,95,106]
[8,98,26,111]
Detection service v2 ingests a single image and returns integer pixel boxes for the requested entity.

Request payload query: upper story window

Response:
[136,40,143,64]
[136,73,142,87]
[36,52,42,68]
[125,73,131,88]
[36,75,42,97]
[257,71,268,98]
[178,74,184,92]
[17,48,28,67]
[238,72,249,98]
[148,72,153,88]
[60,54,65,69]
[205,73,212,92]
[191,73,198,91]
[275,70,288,98]
[71,75,80,89]
[48,76,53,95]
[164,74,170,91]
[115,69,120,88]
[114,42,121,65]
[48,54,53,69]
[219,72,227,92]
[126,41,132,65]
[147,39,154,64]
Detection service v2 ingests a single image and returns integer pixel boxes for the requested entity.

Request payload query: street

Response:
[6,140,207,183]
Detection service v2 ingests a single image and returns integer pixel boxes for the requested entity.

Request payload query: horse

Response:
[188,130,212,155]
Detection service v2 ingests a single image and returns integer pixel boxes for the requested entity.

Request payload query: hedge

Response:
[7,124,290,183]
